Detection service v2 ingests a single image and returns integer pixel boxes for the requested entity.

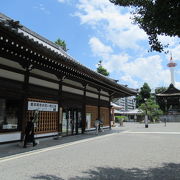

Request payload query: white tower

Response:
[167,54,177,86]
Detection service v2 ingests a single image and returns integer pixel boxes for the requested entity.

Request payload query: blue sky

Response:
[1,0,180,90]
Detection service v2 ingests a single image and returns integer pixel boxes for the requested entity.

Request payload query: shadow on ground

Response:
[32,175,64,180]
[32,163,180,180]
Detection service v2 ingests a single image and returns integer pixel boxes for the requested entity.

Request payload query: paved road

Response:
[1,122,180,180]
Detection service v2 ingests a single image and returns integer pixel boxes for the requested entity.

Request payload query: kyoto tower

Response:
[167,54,177,86]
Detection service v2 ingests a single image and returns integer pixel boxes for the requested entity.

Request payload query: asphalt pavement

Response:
[1,122,180,180]
[0,126,121,158]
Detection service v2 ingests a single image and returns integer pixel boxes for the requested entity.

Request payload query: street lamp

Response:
[144,98,148,128]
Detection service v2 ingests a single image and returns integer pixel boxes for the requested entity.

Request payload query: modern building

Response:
[0,13,137,143]
[113,96,136,111]
[112,96,144,122]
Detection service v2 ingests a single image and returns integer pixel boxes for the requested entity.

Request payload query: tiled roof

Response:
[156,84,180,97]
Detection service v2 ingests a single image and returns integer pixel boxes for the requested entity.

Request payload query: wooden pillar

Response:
[98,88,101,120]
[75,110,79,135]
[21,64,33,140]
[82,83,87,134]
[108,91,114,129]
[109,95,112,129]
[58,76,64,134]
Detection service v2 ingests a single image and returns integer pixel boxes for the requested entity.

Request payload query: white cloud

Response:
[121,55,170,88]
[57,0,72,3]
[34,3,50,14]
[62,0,180,89]
[107,26,147,50]
[120,75,139,88]
[88,38,171,88]
[89,37,113,58]
[57,0,65,2]
[175,82,180,89]
[103,53,129,73]
[169,45,180,61]
[158,35,179,48]
[74,0,147,50]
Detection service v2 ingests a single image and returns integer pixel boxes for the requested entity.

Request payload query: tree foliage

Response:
[109,0,180,52]
[139,98,163,122]
[155,87,167,94]
[55,38,68,52]
[136,82,151,107]
[155,86,167,112]
[97,60,110,76]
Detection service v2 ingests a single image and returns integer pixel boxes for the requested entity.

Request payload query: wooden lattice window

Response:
[100,107,109,126]
[86,105,98,128]
[26,98,58,134]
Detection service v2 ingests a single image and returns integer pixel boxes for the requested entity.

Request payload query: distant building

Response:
[156,83,180,122]
[156,54,180,122]
[114,96,136,111]
[112,97,143,122]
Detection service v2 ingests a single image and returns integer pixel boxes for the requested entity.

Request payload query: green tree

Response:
[155,87,167,94]
[139,98,163,122]
[136,82,151,107]
[109,0,180,52]
[155,86,167,113]
[55,38,68,51]
[97,60,109,76]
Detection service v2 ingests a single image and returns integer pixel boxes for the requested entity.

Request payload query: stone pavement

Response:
[0,127,124,158]
[1,122,180,180]
[1,122,180,159]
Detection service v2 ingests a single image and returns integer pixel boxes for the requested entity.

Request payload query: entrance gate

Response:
[62,108,82,135]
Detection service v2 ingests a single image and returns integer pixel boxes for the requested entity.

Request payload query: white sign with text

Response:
[28,101,58,112]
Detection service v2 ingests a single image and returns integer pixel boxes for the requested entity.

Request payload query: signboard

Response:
[28,101,58,112]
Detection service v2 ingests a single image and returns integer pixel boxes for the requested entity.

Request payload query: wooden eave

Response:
[156,84,180,98]
[156,93,180,97]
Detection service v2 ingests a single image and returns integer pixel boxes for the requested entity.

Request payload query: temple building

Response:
[156,84,180,121]
[156,55,180,121]
[0,13,137,143]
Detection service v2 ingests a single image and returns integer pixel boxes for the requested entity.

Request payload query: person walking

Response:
[94,119,100,135]
[23,116,37,148]
[99,119,104,132]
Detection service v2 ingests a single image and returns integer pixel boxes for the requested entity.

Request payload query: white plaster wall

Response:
[86,92,98,99]
[101,90,109,96]
[86,85,98,93]
[31,69,58,81]
[0,69,24,82]
[100,96,109,101]
[63,79,83,88]
[29,77,59,89]
[62,85,83,95]
[0,57,24,70]
[0,132,21,143]
[35,132,58,138]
